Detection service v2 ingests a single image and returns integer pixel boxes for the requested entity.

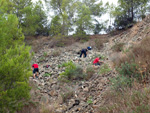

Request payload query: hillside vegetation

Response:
[18,15,150,113]
[1,0,150,113]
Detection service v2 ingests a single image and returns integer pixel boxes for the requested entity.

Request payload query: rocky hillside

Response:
[25,15,150,113]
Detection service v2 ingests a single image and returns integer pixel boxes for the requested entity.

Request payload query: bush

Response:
[110,75,133,92]
[117,62,142,81]
[51,50,61,57]
[73,33,90,43]
[59,61,85,81]
[99,64,111,75]
[111,43,125,52]
[113,37,150,84]
[99,87,150,113]
[43,73,51,77]
[87,96,93,104]
[85,66,95,80]
[94,38,108,50]
[61,91,74,103]
[111,61,143,91]
[43,52,48,57]
[50,35,76,48]
[39,56,45,62]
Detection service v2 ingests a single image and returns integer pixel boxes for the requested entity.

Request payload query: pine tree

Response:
[112,0,149,29]
[0,14,31,113]
[2,0,48,36]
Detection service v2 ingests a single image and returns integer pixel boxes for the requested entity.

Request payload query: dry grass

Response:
[99,84,150,113]
[39,103,57,113]
[114,36,150,80]
[49,35,86,48]
[111,43,125,52]
[94,38,109,50]
[17,101,40,113]
[85,66,95,80]
[61,91,74,103]
[51,49,61,57]
[99,36,150,113]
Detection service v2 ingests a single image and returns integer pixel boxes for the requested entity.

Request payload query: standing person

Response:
[32,63,39,79]
[80,48,88,58]
[93,57,103,66]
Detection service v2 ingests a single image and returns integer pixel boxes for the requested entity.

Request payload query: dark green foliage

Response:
[117,62,141,80]
[114,14,135,29]
[0,14,31,113]
[49,16,62,36]
[112,0,149,29]
[111,62,142,91]
[94,19,107,34]
[1,0,48,36]
[48,0,106,36]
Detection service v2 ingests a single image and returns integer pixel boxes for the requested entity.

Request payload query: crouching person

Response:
[93,57,103,67]
[80,49,88,58]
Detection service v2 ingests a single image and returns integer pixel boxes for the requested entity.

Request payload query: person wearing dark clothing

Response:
[80,49,88,58]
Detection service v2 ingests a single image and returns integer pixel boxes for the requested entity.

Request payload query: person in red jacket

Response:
[32,63,39,79]
[93,57,103,66]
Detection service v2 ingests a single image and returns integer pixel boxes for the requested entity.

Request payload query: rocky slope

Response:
[29,41,115,113]
[28,15,150,113]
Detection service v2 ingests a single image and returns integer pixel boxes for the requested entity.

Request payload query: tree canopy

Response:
[0,1,31,112]
[111,0,150,29]
[48,0,106,36]
[1,0,48,36]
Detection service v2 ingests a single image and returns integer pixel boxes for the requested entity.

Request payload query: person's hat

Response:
[87,46,92,50]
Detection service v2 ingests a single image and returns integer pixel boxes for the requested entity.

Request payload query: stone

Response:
[49,90,57,96]
[83,87,89,92]
[40,94,49,103]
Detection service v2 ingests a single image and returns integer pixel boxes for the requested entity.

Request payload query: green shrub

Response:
[43,73,51,77]
[87,96,93,104]
[99,64,111,75]
[59,61,85,81]
[110,75,133,91]
[111,62,142,91]
[58,64,62,68]
[43,52,48,57]
[117,62,141,81]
